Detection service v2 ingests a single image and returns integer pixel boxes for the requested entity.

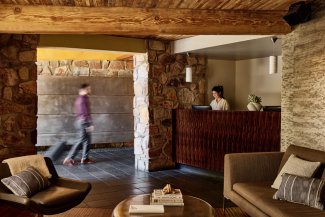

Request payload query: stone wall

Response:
[134,40,206,171]
[0,34,38,161]
[36,59,134,148]
[133,54,150,171]
[37,59,133,77]
[281,1,325,152]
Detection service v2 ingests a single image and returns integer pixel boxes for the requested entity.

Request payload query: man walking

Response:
[63,83,95,165]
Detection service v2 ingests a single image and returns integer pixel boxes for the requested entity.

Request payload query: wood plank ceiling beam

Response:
[0,5,291,35]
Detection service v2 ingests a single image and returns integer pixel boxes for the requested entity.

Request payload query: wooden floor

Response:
[47,207,250,217]
[215,207,250,217]
[46,208,113,217]
[0,206,250,217]
[0,204,35,217]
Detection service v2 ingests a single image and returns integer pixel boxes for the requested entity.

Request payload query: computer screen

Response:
[263,106,281,112]
[192,105,212,110]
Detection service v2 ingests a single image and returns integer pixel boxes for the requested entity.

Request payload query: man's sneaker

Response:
[81,158,96,164]
[63,158,75,166]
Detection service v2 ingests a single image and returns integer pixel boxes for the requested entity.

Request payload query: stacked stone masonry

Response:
[281,1,325,152]
[133,54,150,171]
[37,59,133,77]
[0,34,39,161]
[134,40,206,171]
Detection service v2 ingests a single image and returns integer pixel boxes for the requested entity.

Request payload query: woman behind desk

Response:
[210,85,230,111]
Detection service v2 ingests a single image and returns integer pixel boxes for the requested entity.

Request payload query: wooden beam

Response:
[0,5,291,35]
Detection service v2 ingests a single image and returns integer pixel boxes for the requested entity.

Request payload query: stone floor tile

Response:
[42,148,225,209]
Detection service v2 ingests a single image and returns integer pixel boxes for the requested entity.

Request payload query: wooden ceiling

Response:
[0,0,297,10]
[0,0,303,40]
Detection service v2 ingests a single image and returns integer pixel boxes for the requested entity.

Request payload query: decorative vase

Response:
[247,102,262,111]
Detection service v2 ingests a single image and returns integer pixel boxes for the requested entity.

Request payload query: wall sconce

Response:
[185,53,192,82]
[269,37,278,74]
[185,66,192,82]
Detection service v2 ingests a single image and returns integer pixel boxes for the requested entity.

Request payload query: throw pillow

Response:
[273,173,325,210]
[1,166,50,197]
[271,154,321,189]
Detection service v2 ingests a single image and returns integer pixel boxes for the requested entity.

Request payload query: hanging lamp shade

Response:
[269,55,277,74]
[269,36,278,75]
[185,66,192,82]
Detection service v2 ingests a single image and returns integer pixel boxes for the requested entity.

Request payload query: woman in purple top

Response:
[63,83,95,166]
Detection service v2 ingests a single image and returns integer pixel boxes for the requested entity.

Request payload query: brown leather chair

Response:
[0,157,91,217]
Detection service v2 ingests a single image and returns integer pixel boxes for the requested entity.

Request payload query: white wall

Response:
[206,59,235,108]
[206,56,282,110]
[235,56,282,110]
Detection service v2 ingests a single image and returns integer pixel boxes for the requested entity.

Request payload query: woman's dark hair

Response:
[80,83,90,90]
[212,85,224,98]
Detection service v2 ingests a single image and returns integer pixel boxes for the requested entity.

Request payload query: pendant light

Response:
[269,37,278,75]
[185,53,192,82]
[185,66,192,82]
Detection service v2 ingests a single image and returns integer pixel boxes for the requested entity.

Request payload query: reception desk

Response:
[172,109,281,172]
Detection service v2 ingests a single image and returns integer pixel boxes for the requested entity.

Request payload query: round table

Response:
[112,194,215,217]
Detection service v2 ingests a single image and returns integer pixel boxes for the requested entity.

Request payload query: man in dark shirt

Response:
[63,83,95,165]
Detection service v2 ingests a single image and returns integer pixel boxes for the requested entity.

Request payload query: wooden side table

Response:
[112,194,215,217]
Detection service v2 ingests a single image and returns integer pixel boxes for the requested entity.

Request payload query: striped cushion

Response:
[271,154,321,189]
[1,166,50,197]
[273,173,325,210]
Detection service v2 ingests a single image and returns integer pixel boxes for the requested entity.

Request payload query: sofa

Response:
[224,145,325,217]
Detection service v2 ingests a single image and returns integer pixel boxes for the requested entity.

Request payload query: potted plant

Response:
[247,94,262,111]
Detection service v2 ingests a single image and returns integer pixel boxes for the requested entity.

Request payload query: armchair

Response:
[0,157,91,217]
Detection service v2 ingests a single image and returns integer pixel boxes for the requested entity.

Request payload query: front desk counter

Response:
[172,109,281,171]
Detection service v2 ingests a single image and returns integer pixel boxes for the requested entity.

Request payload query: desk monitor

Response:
[192,105,212,110]
[263,106,281,112]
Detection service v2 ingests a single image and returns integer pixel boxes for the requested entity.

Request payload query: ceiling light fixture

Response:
[269,36,278,75]
[185,53,192,82]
